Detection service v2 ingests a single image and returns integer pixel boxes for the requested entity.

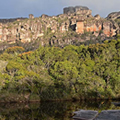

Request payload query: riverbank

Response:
[0,92,120,103]
[0,100,120,120]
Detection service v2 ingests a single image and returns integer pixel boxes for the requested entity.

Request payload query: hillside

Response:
[0,6,120,49]
[0,6,120,102]
[0,39,120,102]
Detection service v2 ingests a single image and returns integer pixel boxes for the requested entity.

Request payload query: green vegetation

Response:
[0,39,120,102]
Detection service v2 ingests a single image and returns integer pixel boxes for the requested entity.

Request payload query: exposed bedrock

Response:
[0,6,119,45]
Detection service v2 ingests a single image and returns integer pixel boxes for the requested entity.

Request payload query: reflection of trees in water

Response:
[0,100,119,120]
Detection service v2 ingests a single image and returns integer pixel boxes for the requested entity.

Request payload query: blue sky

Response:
[0,0,120,18]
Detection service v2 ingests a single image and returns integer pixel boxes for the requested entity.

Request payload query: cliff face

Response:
[0,6,119,45]
[107,11,120,33]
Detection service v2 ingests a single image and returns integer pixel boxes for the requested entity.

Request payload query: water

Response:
[0,100,120,120]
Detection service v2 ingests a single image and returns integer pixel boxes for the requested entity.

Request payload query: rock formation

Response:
[0,18,26,24]
[107,11,120,20]
[29,14,34,19]
[73,109,120,120]
[63,6,90,15]
[0,6,119,46]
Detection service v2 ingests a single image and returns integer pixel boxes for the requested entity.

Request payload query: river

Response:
[0,100,120,120]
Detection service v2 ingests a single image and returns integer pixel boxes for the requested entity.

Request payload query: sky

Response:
[0,0,120,19]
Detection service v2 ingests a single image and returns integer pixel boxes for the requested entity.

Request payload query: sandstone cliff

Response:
[107,11,120,33]
[0,6,119,47]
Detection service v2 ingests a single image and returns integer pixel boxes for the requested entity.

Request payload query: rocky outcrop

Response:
[0,18,26,24]
[94,14,101,20]
[63,6,90,15]
[73,110,98,120]
[29,14,34,19]
[107,11,120,33]
[76,16,118,37]
[0,6,119,46]
[107,11,120,20]
[73,110,120,120]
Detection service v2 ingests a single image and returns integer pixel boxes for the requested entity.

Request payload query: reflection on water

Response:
[0,100,120,120]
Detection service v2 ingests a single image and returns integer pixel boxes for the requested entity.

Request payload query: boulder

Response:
[73,109,98,120]
[73,110,120,120]
[95,110,120,120]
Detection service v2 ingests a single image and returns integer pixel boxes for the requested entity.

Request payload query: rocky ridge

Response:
[0,6,120,47]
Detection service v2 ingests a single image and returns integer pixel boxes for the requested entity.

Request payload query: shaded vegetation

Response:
[0,100,119,120]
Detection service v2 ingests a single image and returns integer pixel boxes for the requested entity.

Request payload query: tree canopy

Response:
[0,39,120,101]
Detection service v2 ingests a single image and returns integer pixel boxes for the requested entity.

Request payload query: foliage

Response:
[5,46,25,54]
[0,39,120,101]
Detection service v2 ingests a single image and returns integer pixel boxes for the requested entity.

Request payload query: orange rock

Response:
[93,24,97,32]
[99,25,102,31]
[76,21,84,33]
